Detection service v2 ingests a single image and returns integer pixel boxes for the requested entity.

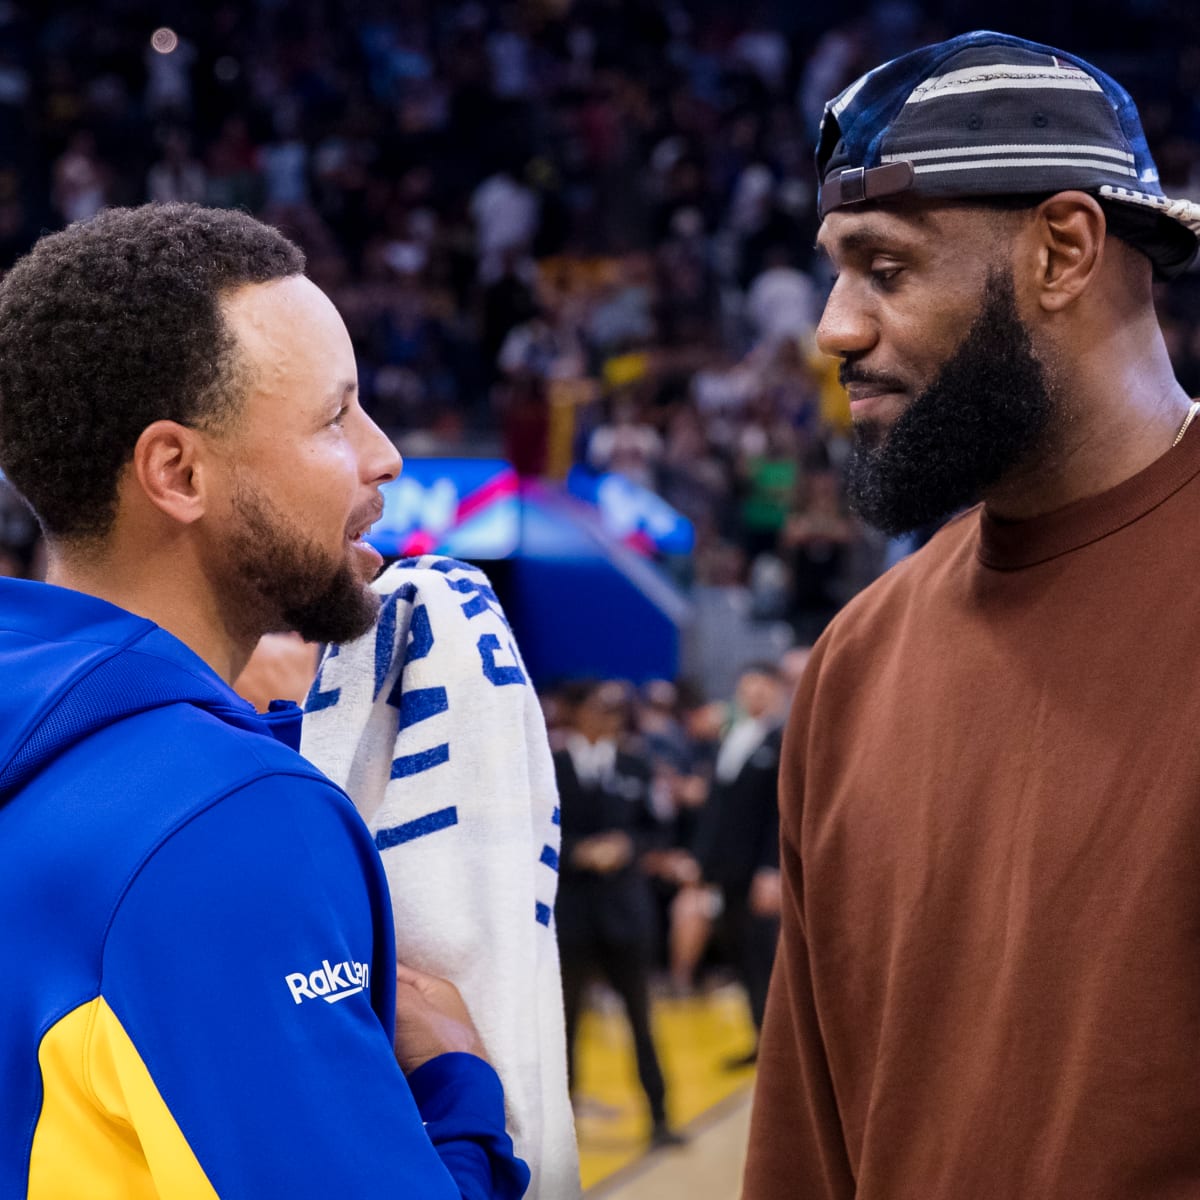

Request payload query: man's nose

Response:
[361,415,402,485]
[815,276,877,361]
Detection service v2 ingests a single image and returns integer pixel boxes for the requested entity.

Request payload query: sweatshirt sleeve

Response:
[94,772,530,1200]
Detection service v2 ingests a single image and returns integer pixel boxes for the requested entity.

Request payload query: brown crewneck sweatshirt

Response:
[744,426,1200,1199]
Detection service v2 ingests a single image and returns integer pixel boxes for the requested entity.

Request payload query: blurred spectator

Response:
[205,116,262,211]
[471,167,539,284]
[585,258,656,353]
[634,678,710,990]
[552,679,684,1148]
[259,112,311,211]
[780,465,858,642]
[658,402,733,530]
[737,422,800,559]
[659,687,727,996]
[691,662,787,1061]
[745,248,820,348]
[636,678,693,778]
[147,129,207,204]
[52,130,108,224]
[731,18,791,95]
[586,395,663,488]
[482,250,539,376]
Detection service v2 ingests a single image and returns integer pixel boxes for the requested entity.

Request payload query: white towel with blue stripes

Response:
[300,555,579,1200]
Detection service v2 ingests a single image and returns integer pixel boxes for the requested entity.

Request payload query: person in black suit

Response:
[553,679,683,1148]
[692,663,786,1064]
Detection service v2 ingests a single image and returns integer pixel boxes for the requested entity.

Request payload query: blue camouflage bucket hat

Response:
[816,30,1200,277]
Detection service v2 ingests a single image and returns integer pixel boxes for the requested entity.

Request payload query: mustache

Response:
[838,364,908,392]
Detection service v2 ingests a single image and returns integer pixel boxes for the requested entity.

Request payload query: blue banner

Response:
[370,459,520,560]
[565,467,694,556]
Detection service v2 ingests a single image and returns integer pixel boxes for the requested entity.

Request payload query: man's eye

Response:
[331,405,349,426]
[870,264,902,287]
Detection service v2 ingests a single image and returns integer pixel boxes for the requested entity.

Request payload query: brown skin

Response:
[572,686,627,745]
[816,191,1191,520]
[749,869,782,919]
[393,964,489,1075]
[44,276,488,1072]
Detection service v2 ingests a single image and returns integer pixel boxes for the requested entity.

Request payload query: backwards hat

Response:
[816,30,1200,278]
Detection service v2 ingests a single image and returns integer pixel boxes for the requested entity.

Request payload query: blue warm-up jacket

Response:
[0,577,530,1199]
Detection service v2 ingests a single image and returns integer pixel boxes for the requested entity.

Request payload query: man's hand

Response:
[570,830,634,873]
[393,963,488,1075]
[750,867,782,917]
[641,847,702,885]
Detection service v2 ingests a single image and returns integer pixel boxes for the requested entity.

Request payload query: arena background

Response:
[2,2,1197,1194]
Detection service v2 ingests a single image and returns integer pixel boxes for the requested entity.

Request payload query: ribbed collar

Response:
[977,420,1200,570]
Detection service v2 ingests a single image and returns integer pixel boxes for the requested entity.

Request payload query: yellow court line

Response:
[575,985,757,1192]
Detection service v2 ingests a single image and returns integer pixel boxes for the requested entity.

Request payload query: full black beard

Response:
[222,482,381,646]
[845,269,1054,536]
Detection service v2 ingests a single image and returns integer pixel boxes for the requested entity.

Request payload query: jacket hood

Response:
[0,579,299,807]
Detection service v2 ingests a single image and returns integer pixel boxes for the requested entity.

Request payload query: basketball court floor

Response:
[573,983,757,1199]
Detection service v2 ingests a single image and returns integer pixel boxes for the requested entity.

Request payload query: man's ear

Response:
[1028,190,1106,313]
[130,420,212,526]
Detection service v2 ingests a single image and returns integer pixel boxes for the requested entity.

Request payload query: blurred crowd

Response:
[540,659,809,1127]
[545,663,803,970]
[3,0,1200,634]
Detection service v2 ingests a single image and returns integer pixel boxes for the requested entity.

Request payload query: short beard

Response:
[845,268,1055,536]
[221,481,381,646]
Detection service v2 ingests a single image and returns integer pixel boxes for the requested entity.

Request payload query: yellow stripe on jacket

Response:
[29,997,219,1199]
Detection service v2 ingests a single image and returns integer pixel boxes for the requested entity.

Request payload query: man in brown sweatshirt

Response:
[744,32,1200,1200]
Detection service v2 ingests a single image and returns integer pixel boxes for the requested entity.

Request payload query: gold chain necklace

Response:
[1173,400,1200,449]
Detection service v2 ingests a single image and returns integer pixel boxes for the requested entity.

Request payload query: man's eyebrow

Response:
[816,222,917,260]
[328,380,358,403]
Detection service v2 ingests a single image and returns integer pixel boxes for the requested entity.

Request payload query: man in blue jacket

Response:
[0,202,530,1199]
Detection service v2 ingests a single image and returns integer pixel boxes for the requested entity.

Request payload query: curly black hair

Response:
[0,203,306,541]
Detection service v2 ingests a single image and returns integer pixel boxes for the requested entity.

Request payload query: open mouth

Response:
[346,500,384,545]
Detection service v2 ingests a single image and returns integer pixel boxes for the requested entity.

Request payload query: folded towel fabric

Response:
[301,556,580,1200]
